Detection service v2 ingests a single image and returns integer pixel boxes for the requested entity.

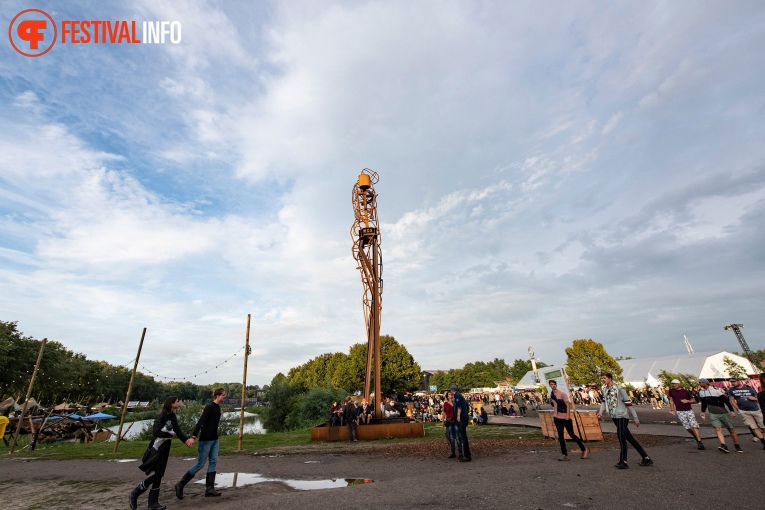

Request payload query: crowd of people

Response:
[325,372,765,470]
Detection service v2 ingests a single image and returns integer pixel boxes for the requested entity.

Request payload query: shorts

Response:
[709,412,733,429]
[738,410,765,429]
[676,410,699,430]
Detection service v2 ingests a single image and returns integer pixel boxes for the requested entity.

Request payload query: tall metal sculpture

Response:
[351,169,383,420]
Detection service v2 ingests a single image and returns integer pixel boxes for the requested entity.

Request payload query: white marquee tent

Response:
[618,350,757,387]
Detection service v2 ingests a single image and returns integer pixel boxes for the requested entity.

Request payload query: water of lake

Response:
[107,411,265,441]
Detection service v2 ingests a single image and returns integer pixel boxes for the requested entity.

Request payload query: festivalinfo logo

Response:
[9,8,182,57]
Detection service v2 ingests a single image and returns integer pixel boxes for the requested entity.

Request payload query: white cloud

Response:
[2,1,765,385]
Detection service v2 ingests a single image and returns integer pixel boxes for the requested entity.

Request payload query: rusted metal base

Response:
[310,419,425,442]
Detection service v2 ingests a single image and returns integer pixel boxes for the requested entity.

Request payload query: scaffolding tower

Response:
[724,324,762,374]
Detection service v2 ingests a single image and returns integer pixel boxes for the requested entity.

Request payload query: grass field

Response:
[1,421,542,460]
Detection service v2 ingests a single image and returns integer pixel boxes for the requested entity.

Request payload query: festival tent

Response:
[515,366,566,391]
[0,397,20,412]
[618,350,757,387]
[85,412,117,420]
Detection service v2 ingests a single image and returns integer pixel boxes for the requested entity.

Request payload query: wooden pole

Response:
[113,328,146,453]
[10,338,47,454]
[238,314,251,451]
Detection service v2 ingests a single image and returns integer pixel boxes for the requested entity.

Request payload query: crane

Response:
[724,324,761,374]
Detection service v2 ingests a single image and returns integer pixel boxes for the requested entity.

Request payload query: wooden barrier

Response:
[311,419,425,442]
[538,411,603,442]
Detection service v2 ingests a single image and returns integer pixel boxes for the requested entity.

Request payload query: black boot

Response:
[147,488,166,510]
[205,471,221,497]
[175,471,194,500]
[128,481,147,510]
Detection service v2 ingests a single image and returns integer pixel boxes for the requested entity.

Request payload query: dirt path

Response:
[1,434,762,510]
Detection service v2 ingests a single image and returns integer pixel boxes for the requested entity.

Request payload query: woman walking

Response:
[443,391,462,458]
[548,380,588,461]
[130,396,194,509]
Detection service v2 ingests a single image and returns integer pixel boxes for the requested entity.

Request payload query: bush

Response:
[263,375,349,432]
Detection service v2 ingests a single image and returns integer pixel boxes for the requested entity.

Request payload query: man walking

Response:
[514,391,527,417]
[449,385,472,462]
[597,372,652,469]
[175,388,226,499]
[698,378,741,453]
[667,379,704,450]
[727,377,765,450]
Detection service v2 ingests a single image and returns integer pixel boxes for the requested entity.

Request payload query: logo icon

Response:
[9,9,57,57]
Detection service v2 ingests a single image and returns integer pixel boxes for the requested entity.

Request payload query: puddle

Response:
[195,473,373,490]
[111,459,137,463]
[304,461,321,464]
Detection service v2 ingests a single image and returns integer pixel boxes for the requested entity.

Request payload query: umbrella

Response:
[84,412,117,420]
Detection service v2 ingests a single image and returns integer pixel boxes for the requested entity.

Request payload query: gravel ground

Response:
[2,432,763,510]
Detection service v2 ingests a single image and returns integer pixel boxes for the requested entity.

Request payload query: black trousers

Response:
[457,421,471,458]
[553,417,586,456]
[613,417,647,462]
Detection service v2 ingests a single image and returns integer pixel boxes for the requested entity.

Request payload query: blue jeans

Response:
[188,439,218,475]
[448,423,463,454]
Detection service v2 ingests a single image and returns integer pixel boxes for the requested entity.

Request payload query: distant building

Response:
[420,370,448,392]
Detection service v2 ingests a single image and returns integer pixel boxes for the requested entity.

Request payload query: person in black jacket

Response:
[130,396,193,510]
[174,388,226,499]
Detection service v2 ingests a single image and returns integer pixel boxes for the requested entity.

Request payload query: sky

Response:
[1,1,764,387]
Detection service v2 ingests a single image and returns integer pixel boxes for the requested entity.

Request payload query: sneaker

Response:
[459,456,472,462]
[615,461,628,469]
[581,448,589,460]
[639,457,654,467]
[718,444,729,453]
[558,456,570,461]
[697,442,705,450]
[448,453,456,458]
[735,445,743,453]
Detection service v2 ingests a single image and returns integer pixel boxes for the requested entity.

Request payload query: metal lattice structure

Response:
[724,324,762,374]
[351,169,383,419]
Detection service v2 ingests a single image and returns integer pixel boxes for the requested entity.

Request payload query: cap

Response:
[449,385,458,391]
[671,379,681,384]
[728,378,737,382]
[698,378,709,384]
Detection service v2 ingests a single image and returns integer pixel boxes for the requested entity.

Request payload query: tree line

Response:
[0,320,262,406]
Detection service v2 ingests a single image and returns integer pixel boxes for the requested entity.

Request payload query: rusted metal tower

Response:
[351,169,383,420]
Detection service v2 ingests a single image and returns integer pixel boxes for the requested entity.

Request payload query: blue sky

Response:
[2,1,764,386]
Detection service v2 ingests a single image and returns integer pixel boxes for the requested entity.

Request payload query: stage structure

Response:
[351,168,383,420]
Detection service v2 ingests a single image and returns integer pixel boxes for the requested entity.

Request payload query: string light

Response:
[138,346,245,381]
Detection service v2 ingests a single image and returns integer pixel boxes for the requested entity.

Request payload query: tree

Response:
[507,358,549,384]
[288,352,348,391]
[723,356,748,380]
[263,373,303,432]
[429,371,456,392]
[334,335,421,395]
[657,370,697,388]
[565,339,622,386]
